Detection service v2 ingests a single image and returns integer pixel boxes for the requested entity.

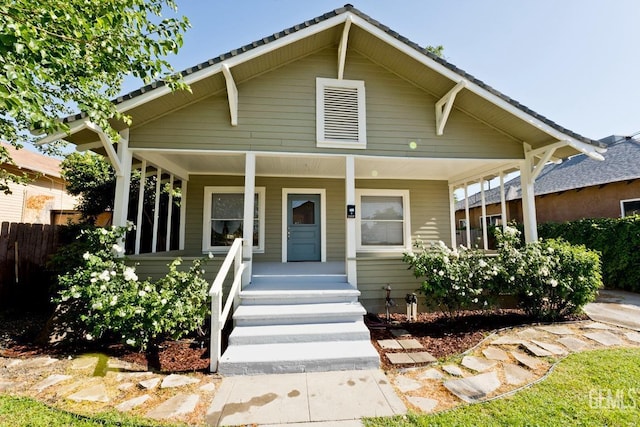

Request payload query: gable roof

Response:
[459,135,640,209]
[1,142,62,178]
[51,4,602,161]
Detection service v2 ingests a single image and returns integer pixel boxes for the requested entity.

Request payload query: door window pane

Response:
[292,199,316,224]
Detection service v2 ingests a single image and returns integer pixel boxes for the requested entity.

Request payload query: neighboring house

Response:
[41,5,605,373]
[0,142,77,224]
[455,135,640,246]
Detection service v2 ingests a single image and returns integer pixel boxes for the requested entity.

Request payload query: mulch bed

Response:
[0,309,586,373]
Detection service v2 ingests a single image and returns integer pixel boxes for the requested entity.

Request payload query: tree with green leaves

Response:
[0,0,190,192]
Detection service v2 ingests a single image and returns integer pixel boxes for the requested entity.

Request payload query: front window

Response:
[203,187,265,252]
[356,189,411,252]
[621,198,640,217]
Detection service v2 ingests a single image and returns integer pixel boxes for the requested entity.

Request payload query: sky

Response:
[116,0,640,141]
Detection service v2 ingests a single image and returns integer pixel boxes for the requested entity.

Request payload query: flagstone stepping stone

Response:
[161,374,200,389]
[386,353,414,364]
[115,372,153,381]
[145,393,199,420]
[491,336,526,345]
[625,332,640,343]
[442,365,464,377]
[378,339,403,349]
[56,379,86,395]
[510,351,543,370]
[482,346,509,361]
[537,325,575,335]
[108,359,145,371]
[200,382,217,392]
[461,356,497,373]
[409,352,436,363]
[517,328,547,340]
[557,336,591,352]
[398,339,423,350]
[67,384,110,403]
[9,357,58,370]
[407,396,438,412]
[443,371,501,403]
[139,377,161,389]
[33,374,72,392]
[0,381,15,391]
[118,382,135,391]
[71,356,99,370]
[583,322,614,330]
[391,329,411,338]
[503,363,534,385]
[419,368,444,380]
[116,394,151,412]
[531,340,567,355]
[584,331,624,346]
[520,342,552,357]
[395,375,422,392]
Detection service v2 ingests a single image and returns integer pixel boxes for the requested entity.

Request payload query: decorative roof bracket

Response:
[85,121,123,176]
[435,80,466,136]
[337,16,352,80]
[221,63,238,126]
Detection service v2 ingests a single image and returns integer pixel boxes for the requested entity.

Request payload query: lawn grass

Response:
[0,395,187,427]
[365,348,640,426]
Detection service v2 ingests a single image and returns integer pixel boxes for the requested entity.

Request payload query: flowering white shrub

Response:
[56,225,210,350]
[495,226,602,320]
[403,240,498,314]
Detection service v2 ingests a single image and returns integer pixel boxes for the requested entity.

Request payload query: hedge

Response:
[538,216,640,292]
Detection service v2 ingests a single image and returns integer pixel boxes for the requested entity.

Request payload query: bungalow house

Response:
[454,135,639,247]
[0,142,77,224]
[40,5,605,374]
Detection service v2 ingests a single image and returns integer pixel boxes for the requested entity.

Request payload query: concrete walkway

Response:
[1,290,639,426]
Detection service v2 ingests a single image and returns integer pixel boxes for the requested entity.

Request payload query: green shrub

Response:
[403,241,499,314]
[539,216,640,292]
[496,227,602,320]
[55,225,211,350]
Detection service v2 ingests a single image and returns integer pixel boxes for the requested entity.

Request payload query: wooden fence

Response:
[0,222,70,310]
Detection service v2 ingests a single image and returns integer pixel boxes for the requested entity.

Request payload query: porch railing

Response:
[209,238,245,372]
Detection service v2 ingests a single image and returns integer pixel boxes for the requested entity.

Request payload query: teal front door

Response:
[287,194,321,261]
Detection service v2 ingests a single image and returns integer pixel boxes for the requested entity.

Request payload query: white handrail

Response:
[209,238,244,372]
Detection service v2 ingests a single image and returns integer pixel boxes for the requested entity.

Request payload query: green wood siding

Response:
[185,175,346,261]
[130,49,522,159]
[356,257,422,314]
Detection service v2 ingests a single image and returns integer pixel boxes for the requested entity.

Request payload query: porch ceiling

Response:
[131,150,512,182]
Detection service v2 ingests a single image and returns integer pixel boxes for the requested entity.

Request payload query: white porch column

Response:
[449,184,457,248]
[242,152,256,285]
[151,168,162,253]
[179,179,187,251]
[165,174,174,252]
[520,152,538,242]
[480,178,488,250]
[112,130,132,230]
[345,155,357,286]
[134,160,147,255]
[499,172,507,231]
[464,184,471,247]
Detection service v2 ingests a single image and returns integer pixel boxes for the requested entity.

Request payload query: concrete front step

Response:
[233,302,366,326]
[240,288,360,305]
[228,321,371,345]
[218,340,380,376]
[251,274,348,284]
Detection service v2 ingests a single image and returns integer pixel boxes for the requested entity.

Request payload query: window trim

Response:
[479,214,503,228]
[316,77,367,149]
[202,186,265,253]
[356,189,411,253]
[620,197,640,218]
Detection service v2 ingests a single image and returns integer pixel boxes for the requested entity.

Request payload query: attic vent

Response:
[316,78,366,149]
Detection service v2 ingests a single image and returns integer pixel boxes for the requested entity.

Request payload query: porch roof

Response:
[49,5,603,163]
